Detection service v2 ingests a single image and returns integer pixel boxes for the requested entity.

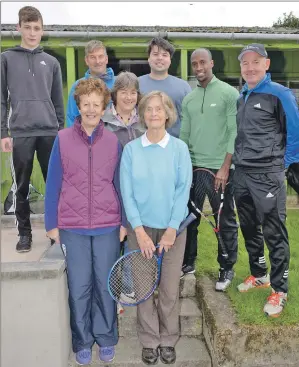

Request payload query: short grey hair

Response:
[111,72,142,106]
[138,91,177,129]
[85,40,107,56]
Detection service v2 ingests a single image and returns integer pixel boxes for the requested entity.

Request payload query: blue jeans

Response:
[60,228,120,352]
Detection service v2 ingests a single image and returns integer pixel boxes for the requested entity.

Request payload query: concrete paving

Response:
[68,336,211,367]
[1,227,49,263]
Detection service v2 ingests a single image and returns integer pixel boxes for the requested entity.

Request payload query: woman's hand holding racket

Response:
[135,226,156,259]
[158,227,176,254]
[120,226,127,242]
[46,228,60,244]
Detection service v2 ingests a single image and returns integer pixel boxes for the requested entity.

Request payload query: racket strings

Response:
[109,252,159,305]
[192,170,222,217]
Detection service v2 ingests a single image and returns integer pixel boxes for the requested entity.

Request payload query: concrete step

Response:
[1,214,45,228]
[68,336,211,367]
[179,273,196,298]
[119,298,202,337]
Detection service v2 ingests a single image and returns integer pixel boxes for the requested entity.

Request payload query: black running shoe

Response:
[180,264,195,278]
[16,235,32,253]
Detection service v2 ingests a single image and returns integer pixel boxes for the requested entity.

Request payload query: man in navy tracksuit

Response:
[233,44,299,317]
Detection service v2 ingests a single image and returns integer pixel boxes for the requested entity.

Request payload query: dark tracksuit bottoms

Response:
[59,228,120,352]
[12,136,56,236]
[183,168,238,270]
[233,169,289,293]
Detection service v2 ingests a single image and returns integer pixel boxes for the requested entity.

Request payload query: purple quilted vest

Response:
[57,119,121,229]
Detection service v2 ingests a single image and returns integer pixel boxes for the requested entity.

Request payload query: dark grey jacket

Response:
[233,75,289,173]
[1,46,64,138]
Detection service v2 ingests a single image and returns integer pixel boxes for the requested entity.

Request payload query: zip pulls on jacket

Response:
[88,133,94,228]
[201,88,206,113]
[197,83,206,114]
[87,125,100,227]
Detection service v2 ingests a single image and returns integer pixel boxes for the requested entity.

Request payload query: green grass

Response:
[195,209,299,326]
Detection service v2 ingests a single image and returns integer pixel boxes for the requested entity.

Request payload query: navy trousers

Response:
[59,228,120,352]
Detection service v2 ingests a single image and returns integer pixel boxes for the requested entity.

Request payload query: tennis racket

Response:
[286,162,299,195]
[108,212,197,306]
[189,168,229,259]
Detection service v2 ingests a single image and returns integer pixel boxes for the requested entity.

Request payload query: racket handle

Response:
[216,232,229,259]
[177,212,197,236]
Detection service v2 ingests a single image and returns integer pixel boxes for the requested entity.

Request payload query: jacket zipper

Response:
[201,88,206,113]
[127,126,132,140]
[238,94,247,161]
[88,144,92,228]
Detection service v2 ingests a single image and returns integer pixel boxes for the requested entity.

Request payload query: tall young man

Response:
[180,48,239,291]
[66,40,115,127]
[233,43,299,317]
[1,6,64,252]
[138,37,192,138]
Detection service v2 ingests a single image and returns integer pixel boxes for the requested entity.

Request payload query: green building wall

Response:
[2,36,299,201]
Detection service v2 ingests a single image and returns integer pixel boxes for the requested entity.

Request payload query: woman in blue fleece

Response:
[103,71,146,314]
[120,91,192,365]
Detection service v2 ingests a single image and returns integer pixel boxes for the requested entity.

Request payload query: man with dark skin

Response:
[180,48,239,291]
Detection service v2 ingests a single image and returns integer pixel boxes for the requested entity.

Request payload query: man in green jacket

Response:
[180,48,239,291]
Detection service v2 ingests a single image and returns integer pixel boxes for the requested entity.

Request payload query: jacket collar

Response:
[241,73,271,95]
[197,74,218,88]
[73,116,104,144]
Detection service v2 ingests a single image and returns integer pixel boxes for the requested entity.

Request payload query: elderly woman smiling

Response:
[45,78,126,365]
[120,91,192,365]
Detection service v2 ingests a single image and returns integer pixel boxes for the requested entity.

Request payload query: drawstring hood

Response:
[5,46,43,76]
[1,45,65,138]
[26,53,35,75]
[84,67,115,84]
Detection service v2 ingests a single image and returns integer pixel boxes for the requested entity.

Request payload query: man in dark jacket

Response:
[233,43,299,317]
[1,6,64,252]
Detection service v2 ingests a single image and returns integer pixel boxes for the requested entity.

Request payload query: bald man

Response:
[180,48,239,292]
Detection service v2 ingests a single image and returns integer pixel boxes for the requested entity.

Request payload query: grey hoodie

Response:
[102,105,145,147]
[1,46,64,138]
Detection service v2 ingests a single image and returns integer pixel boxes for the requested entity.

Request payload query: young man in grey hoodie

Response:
[1,6,64,253]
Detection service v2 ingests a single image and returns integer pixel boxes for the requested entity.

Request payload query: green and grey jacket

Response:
[102,104,145,147]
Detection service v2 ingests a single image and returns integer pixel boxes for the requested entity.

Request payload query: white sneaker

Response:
[237,274,270,292]
[119,291,136,305]
[117,303,124,315]
[215,269,234,292]
[263,290,287,317]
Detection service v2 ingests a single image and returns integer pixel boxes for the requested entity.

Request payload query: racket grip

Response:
[217,233,229,259]
[177,212,197,236]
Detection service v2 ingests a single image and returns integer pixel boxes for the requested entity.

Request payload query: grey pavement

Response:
[1,226,49,263]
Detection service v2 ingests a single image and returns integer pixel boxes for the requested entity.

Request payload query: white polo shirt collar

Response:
[141,132,170,148]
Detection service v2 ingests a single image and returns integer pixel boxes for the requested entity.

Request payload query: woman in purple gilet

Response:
[45,78,126,366]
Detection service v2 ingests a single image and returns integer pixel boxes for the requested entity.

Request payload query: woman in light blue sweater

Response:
[120,91,192,365]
